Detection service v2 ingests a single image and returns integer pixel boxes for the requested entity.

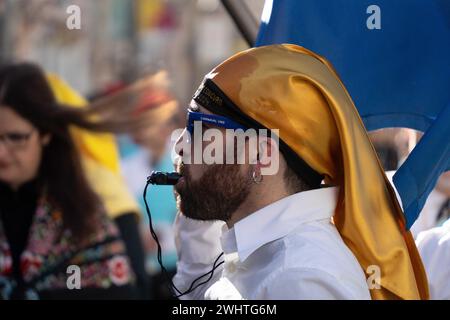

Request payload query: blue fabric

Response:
[256,0,450,228]
[393,102,450,228]
[187,111,247,135]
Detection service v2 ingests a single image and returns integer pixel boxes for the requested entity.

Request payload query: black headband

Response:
[193,78,323,188]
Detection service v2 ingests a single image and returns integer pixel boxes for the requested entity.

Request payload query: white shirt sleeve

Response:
[256,267,371,300]
[172,213,225,300]
[416,224,450,300]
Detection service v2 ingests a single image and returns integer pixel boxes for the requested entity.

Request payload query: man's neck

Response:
[226,181,291,228]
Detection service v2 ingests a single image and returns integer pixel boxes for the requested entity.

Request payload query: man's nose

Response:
[175,134,183,158]
[174,128,191,157]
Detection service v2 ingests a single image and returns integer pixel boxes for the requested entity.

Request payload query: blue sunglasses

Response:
[186,111,247,135]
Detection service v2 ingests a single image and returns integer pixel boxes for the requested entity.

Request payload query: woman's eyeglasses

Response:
[0,130,35,149]
[186,111,246,136]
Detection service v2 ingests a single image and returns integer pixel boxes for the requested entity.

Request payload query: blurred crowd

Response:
[0,0,448,300]
[0,0,248,300]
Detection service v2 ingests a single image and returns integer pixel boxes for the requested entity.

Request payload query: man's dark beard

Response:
[176,164,252,221]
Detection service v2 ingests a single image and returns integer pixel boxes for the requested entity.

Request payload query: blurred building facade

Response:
[0,0,256,105]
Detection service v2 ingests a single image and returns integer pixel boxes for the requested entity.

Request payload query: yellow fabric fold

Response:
[206,44,428,300]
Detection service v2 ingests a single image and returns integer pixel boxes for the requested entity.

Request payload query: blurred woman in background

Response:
[0,63,143,299]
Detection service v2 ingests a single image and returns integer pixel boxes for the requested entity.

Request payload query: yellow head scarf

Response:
[46,74,140,219]
[194,44,428,300]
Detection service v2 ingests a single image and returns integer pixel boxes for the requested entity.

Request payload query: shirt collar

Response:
[220,186,339,262]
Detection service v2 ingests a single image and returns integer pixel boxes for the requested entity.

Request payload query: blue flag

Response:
[256,0,450,228]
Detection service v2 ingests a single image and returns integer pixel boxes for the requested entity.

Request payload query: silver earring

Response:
[252,170,263,184]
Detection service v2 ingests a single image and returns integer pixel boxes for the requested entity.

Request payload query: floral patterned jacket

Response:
[0,198,135,299]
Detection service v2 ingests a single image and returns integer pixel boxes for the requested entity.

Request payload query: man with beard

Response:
[171,44,428,300]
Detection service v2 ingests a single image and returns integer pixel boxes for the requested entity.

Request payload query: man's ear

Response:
[257,135,280,176]
[257,137,274,167]
[258,133,280,175]
[41,133,52,146]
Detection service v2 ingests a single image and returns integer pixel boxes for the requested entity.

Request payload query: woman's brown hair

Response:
[0,63,179,239]
[0,63,107,238]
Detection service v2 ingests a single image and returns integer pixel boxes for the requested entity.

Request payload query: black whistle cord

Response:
[143,178,224,298]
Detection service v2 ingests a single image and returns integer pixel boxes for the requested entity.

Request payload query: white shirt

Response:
[384,171,448,238]
[410,190,448,238]
[416,219,450,300]
[173,187,371,300]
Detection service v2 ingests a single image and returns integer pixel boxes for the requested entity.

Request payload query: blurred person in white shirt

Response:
[416,171,450,300]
